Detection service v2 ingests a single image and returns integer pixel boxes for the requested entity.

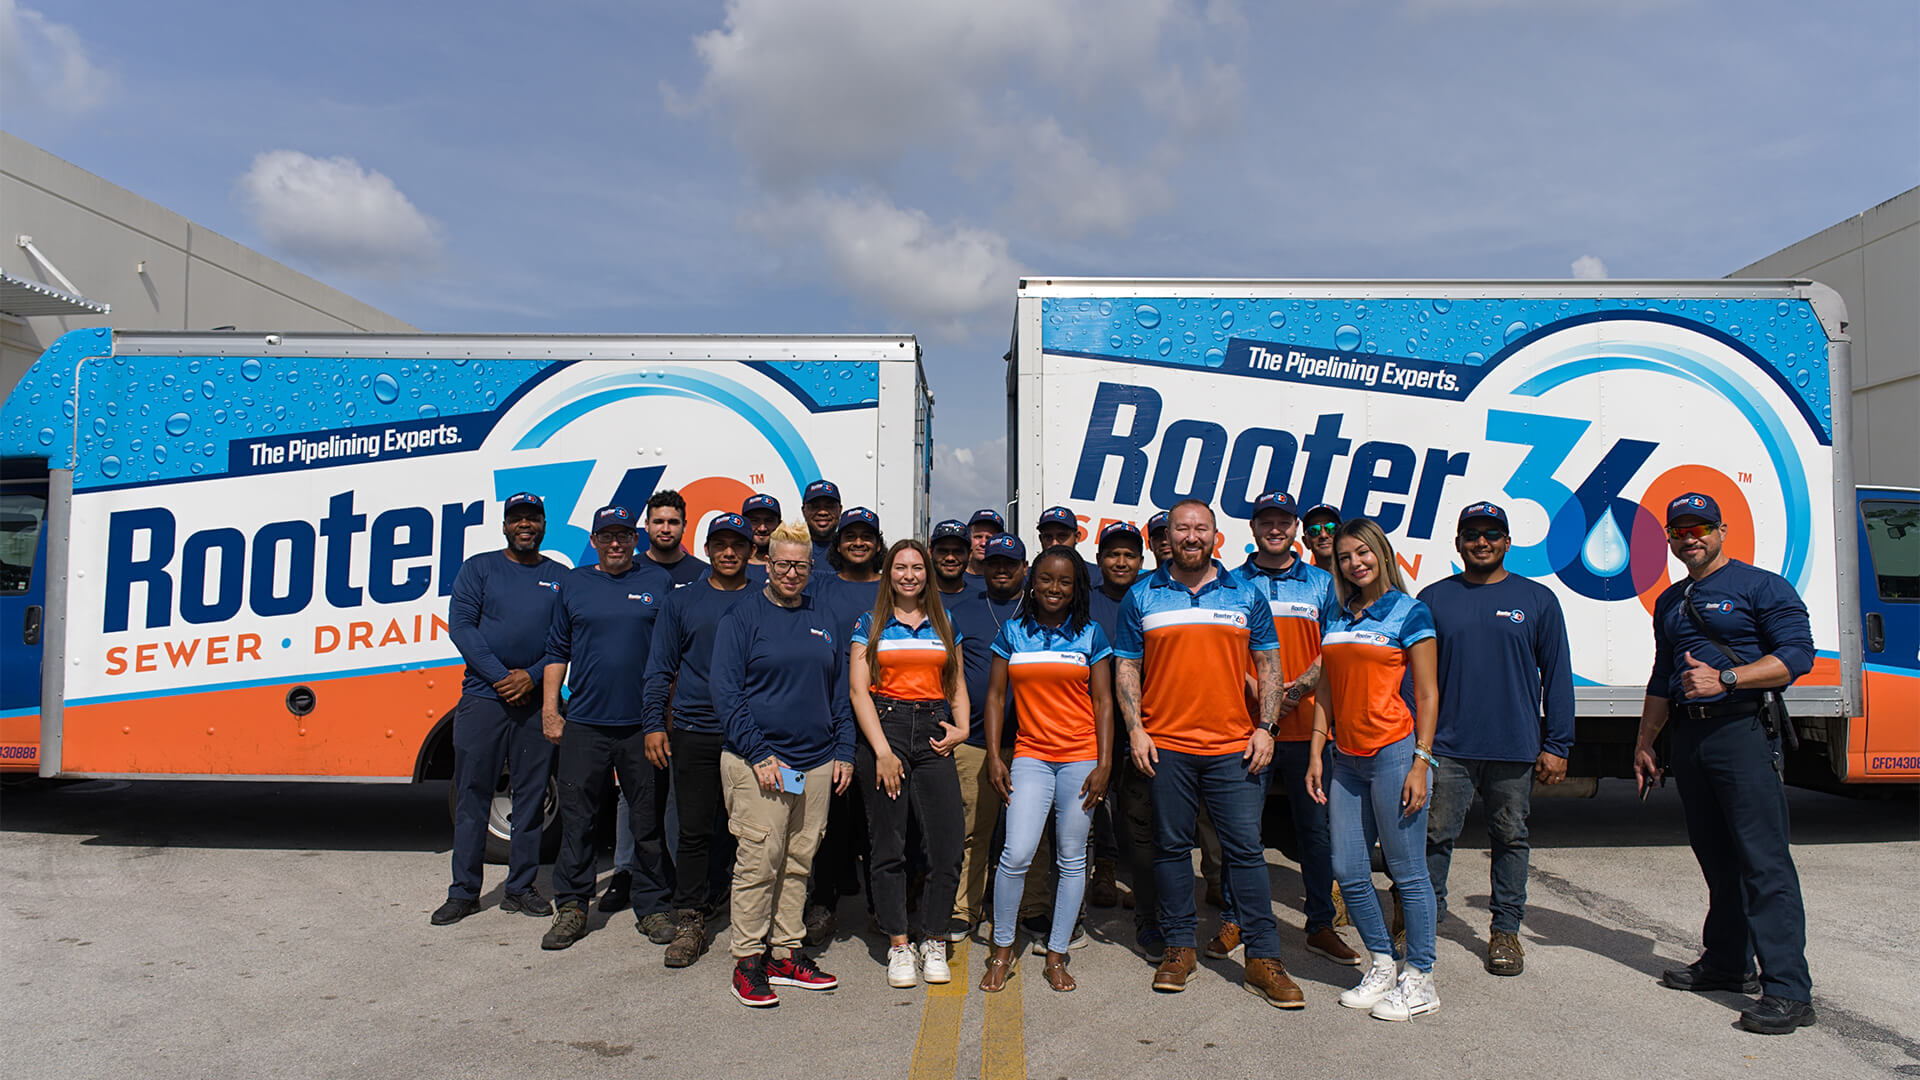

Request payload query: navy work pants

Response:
[448,694,555,902]
[551,721,674,917]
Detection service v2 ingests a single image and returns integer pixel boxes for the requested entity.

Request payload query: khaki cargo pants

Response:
[722,752,833,959]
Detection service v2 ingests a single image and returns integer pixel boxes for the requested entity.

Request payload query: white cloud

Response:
[1571,254,1609,279]
[0,0,111,113]
[932,436,1007,523]
[748,191,1020,340]
[236,151,442,276]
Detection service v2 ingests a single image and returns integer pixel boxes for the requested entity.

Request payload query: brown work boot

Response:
[1331,882,1351,928]
[1306,925,1362,966]
[1088,858,1119,908]
[663,909,707,968]
[1204,921,1242,959]
[1243,957,1307,1009]
[1486,930,1525,976]
[1152,947,1198,992]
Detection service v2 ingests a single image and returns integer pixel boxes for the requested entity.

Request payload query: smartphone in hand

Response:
[779,766,807,793]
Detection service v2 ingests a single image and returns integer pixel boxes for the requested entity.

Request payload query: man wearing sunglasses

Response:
[1301,504,1341,573]
[1416,502,1573,979]
[1634,493,1816,1036]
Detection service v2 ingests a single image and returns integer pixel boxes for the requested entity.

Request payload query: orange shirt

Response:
[1319,590,1435,756]
[993,616,1112,763]
[1112,563,1280,757]
[852,612,954,702]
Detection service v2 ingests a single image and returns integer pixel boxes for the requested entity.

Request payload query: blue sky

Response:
[4,0,1915,518]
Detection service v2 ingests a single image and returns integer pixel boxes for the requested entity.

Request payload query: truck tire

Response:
[446,769,562,864]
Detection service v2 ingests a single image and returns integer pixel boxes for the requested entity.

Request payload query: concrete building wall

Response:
[1732,186,1919,489]
[1,131,414,397]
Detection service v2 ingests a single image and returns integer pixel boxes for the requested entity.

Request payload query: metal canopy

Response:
[0,268,110,318]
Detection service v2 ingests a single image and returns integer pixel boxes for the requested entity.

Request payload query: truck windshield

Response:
[0,489,44,595]
[1862,500,1920,601]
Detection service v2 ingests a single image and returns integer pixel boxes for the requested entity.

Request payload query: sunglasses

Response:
[1665,523,1719,541]
[1304,522,1339,537]
[1458,528,1508,543]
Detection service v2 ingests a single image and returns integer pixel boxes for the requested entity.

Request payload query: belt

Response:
[1676,699,1764,721]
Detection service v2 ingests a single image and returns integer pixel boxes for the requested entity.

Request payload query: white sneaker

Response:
[1370,967,1439,1021]
[1339,953,1399,1010]
[886,943,919,988]
[920,939,952,984]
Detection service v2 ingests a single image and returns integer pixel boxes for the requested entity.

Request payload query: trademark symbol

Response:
[748,473,765,485]
[1737,471,1753,484]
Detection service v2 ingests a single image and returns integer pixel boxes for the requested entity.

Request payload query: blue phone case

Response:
[780,767,806,792]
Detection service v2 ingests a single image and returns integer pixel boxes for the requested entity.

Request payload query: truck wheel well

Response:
[414,711,456,781]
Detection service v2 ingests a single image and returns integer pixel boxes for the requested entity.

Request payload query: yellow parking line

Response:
[980,959,1026,1080]
[909,940,969,1080]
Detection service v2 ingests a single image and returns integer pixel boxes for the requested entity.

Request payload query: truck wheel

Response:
[447,770,562,864]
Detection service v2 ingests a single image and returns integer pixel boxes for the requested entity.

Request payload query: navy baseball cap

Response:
[1302,503,1341,523]
[968,508,1006,532]
[1146,511,1169,535]
[838,507,880,531]
[592,504,638,533]
[1457,501,1509,528]
[1037,506,1077,530]
[983,534,1026,563]
[1666,492,1722,525]
[803,480,841,505]
[1098,520,1143,550]
[1249,491,1298,519]
[931,519,969,543]
[741,494,781,516]
[503,492,544,515]
[707,513,752,543]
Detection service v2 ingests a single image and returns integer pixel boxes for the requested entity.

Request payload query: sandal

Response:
[1043,952,1075,993]
[980,950,1017,993]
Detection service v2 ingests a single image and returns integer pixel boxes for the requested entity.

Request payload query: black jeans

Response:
[857,696,964,939]
[552,721,674,917]
[1117,755,1160,931]
[669,728,735,914]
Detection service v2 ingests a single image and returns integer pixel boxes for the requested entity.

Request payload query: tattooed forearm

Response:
[1117,657,1144,733]
[1254,650,1283,728]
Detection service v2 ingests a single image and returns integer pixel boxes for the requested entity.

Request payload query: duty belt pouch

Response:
[1683,583,1799,754]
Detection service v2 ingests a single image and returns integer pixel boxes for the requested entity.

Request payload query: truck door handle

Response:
[1866,611,1885,653]
[22,605,41,646]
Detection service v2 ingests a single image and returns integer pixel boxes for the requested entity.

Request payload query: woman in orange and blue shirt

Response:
[979,546,1114,993]
[1306,517,1442,1022]
[850,539,969,989]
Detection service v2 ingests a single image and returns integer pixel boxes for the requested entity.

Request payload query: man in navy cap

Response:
[742,494,782,569]
[1036,504,1102,586]
[967,509,1006,578]
[1301,504,1340,573]
[538,505,677,951]
[435,492,564,926]
[1418,501,1573,977]
[802,480,843,565]
[1089,520,1145,918]
[1635,493,1816,1035]
[1145,511,1171,569]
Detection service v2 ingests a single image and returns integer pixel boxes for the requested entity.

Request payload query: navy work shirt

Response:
[639,577,753,735]
[447,550,563,700]
[1418,573,1575,762]
[945,583,1022,748]
[711,590,856,771]
[1648,559,1815,706]
[541,561,673,726]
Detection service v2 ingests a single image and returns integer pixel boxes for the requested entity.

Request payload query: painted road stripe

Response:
[909,939,970,1080]
[981,956,1027,1080]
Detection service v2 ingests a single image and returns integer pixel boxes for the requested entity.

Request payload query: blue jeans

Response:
[1149,748,1279,957]
[1425,756,1533,934]
[1274,739,1338,930]
[1329,733,1436,971]
[992,757,1097,952]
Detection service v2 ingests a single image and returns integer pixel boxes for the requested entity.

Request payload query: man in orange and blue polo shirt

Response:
[1115,499,1301,1007]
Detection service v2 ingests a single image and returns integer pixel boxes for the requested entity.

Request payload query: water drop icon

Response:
[1334,325,1361,351]
[1135,304,1162,330]
[165,412,191,436]
[100,455,122,479]
[1504,321,1530,344]
[418,404,440,418]
[373,374,400,404]
[1267,311,1286,329]
[1580,508,1630,577]
[241,358,262,381]
[1432,299,1451,314]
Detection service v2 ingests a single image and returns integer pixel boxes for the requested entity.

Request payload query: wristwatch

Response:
[1258,721,1281,738]
[1719,668,1739,690]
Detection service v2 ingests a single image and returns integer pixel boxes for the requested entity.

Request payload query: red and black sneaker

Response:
[765,951,839,991]
[731,954,778,1008]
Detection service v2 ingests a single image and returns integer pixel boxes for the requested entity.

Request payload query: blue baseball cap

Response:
[1457,501,1509,528]
[838,507,880,531]
[1666,492,1722,526]
[1249,491,1298,520]
[707,513,752,543]
[741,494,781,516]
[931,519,969,543]
[968,508,1006,532]
[803,480,841,505]
[1037,506,1078,531]
[592,504,638,533]
[1302,503,1341,523]
[1098,520,1143,550]
[1146,511,1169,535]
[503,492,544,515]
[983,534,1026,563]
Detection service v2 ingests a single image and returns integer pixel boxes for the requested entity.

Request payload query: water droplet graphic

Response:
[1580,509,1630,577]
[1218,310,1234,329]
[92,418,107,437]
[1267,311,1286,329]
[201,380,215,399]
[154,445,167,463]
[1109,335,1123,349]
[1504,321,1530,344]
[1135,304,1162,330]
[1795,370,1810,387]
[1432,299,1451,314]
[100,455,122,479]
[418,404,440,418]
[1776,302,1791,316]
[1158,338,1172,357]
[1183,331,1197,345]
[1334,325,1362,351]
[483,390,497,407]
[37,428,53,446]
[452,355,470,367]
[1203,348,1226,368]
[1464,351,1486,364]
[165,412,191,436]
[372,374,399,403]
[239,358,262,382]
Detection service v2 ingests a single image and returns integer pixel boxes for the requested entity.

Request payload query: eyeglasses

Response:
[595,531,637,545]
[1458,528,1508,542]
[769,560,811,576]
[1665,523,1719,541]
[1304,522,1339,537]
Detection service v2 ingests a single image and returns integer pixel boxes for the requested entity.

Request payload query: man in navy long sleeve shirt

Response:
[639,513,755,967]
[434,493,564,926]
[1634,493,1816,1036]
[1417,502,1574,978]
[537,505,676,951]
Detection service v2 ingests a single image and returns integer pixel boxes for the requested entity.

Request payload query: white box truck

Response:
[1007,278,1917,786]
[0,330,930,846]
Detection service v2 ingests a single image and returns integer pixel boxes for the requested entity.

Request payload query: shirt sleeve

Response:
[1646,592,1675,697]
[639,592,683,735]
[1246,589,1281,652]
[1754,575,1816,682]
[447,558,510,685]
[1088,623,1113,664]
[850,610,874,647]
[539,581,574,672]
[1112,590,1145,659]
[1400,598,1437,647]
[1534,588,1576,759]
[831,626,856,764]
[989,620,1015,660]
[712,610,770,767]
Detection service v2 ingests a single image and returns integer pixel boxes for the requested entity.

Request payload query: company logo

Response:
[538,580,559,591]
[810,627,834,647]
[1713,601,1735,614]
[1211,611,1248,628]
[629,592,655,603]
[1497,608,1525,624]
[1684,495,1707,509]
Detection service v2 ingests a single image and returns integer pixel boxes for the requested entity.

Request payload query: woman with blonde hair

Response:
[850,538,971,988]
[1305,517,1442,1021]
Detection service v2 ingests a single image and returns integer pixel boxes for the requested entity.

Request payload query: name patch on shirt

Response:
[1272,601,1320,620]
[1326,629,1393,647]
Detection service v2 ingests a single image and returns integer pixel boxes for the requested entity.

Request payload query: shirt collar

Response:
[1149,559,1235,597]
[1238,554,1305,581]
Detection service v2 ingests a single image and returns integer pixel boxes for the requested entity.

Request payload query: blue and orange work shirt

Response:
[851,611,959,702]
[1113,561,1280,757]
[1320,589,1436,756]
[992,616,1111,763]
[1236,555,1338,741]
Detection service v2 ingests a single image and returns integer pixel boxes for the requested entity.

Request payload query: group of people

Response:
[433,477,1818,1035]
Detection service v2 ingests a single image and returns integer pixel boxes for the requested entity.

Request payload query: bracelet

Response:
[1413,746,1438,769]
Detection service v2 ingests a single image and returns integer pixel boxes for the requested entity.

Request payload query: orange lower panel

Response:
[0,711,39,771]
[1850,668,1920,782]
[59,665,463,777]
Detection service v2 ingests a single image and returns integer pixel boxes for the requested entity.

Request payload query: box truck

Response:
[1007,278,1916,786]
[0,329,930,851]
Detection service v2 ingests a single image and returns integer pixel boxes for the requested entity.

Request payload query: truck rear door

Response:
[1857,488,1920,777]
[0,463,49,768]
